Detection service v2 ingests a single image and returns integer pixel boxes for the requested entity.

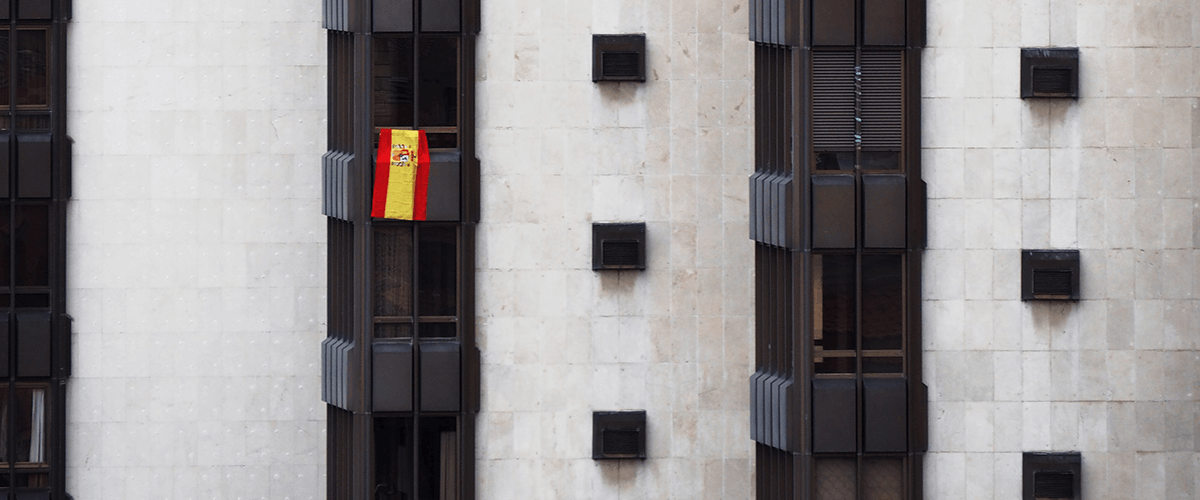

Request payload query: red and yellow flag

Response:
[371,129,431,220]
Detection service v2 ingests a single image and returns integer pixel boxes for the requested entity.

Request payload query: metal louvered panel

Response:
[860,51,903,149]
[812,51,857,150]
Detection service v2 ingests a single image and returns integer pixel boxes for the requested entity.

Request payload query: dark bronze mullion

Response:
[409,221,421,498]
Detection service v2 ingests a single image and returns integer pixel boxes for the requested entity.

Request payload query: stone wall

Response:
[922,0,1200,498]
[473,0,756,498]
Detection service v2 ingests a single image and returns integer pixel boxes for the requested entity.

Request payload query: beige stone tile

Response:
[1079,402,1109,451]
[1134,249,1163,299]
[1022,401,1054,449]
[1134,300,1166,349]
[964,251,995,300]
[1107,350,1136,399]
[1021,351,1052,401]
[993,301,1024,350]
[1077,300,1109,349]
[963,403,996,452]
[993,403,1025,452]
[1022,199,1052,247]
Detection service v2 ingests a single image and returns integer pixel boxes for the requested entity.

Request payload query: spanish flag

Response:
[372,129,431,220]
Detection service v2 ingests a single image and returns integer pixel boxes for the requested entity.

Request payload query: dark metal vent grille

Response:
[1032,269,1073,297]
[812,51,856,150]
[860,52,903,149]
[1031,67,1073,95]
[601,429,640,456]
[1033,471,1074,498]
[602,52,640,78]
[601,240,640,267]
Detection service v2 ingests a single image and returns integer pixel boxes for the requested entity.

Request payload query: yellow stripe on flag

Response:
[383,129,422,220]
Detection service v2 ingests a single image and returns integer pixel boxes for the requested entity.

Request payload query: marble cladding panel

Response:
[476,0,753,498]
[924,1,1200,499]
[66,1,327,499]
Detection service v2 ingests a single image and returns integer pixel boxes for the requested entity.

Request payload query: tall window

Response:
[0,1,67,499]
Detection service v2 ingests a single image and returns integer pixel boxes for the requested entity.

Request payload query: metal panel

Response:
[863,174,906,248]
[17,134,52,199]
[0,315,8,376]
[15,491,51,500]
[374,0,413,32]
[863,377,907,452]
[0,0,8,21]
[425,150,461,221]
[419,341,460,412]
[812,378,856,453]
[0,135,9,197]
[17,0,49,19]
[811,175,856,249]
[372,342,414,412]
[812,0,855,46]
[16,311,51,378]
[863,0,906,45]
[422,0,461,32]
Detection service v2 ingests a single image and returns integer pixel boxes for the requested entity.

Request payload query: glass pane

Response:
[14,114,48,130]
[426,132,456,149]
[14,206,47,287]
[814,356,856,374]
[816,151,855,171]
[417,38,459,128]
[860,151,900,170]
[863,458,904,500]
[15,473,48,487]
[417,417,457,500]
[373,36,415,129]
[861,254,903,350]
[14,294,48,308]
[0,206,9,287]
[373,418,414,500]
[374,225,414,317]
[862,357,903,373]
[814,458,857,500]
[14,387,47,464]
[375,323,413,339]
[0,29,9,107]
[15,30,47,108]
[418,322,455,339]
[418,227,457,317]
[813,254,855,351]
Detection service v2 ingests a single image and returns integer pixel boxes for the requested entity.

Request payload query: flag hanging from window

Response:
[372,129,431,220]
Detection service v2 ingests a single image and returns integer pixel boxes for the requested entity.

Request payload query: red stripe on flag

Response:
[412,130,431,221]
[371,129,393,219]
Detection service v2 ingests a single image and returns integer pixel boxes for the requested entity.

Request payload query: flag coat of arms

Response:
[372,129,431,220]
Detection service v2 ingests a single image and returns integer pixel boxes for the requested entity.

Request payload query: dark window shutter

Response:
[860,52,903,150]
[812,51,857,151]
[16,311,51,378]
[17,133,51,199]
[17,0,49,20]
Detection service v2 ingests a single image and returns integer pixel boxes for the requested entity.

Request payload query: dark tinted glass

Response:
[374,225,414,317]
[375,322,413,339]
[373,418,414,500]
[15,114,48,130]
[418,322,455,338]
[814,356,855,374]
[0,30,9,107]
[860,151,900,170]
[373,36,415,129]
[15,472,49,487]
[426,132,456,149]
[0,205,9,286]
[15,293,48,308]
[418,227,456,316]
[814,254,855,351]
[861,254,902,350]
[863,357,903,373]
[417,417,457,500]
[816,151,855,171]
[417,37,458,127]
[14,205,47,286]
[15,29,47,107]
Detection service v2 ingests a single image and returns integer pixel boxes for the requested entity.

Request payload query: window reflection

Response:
[15,29,47,108]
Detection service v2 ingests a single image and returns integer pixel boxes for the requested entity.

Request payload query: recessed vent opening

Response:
[1031,269,1073,298]
[602,52,640,79]
[601,240,640,267]
[1031,67,1073,95]
[1033,471,1075,499]
[601,429,641,456]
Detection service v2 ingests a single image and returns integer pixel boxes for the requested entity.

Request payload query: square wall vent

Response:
[593,34,646,83]
[1021,250,1080,301]
[1021,48,1079,99]
[1023,452,1081,500]
[592,411,647,460]
[592,223,647,270]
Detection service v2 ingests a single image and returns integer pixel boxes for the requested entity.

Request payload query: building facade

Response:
[39,0,1200,499]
